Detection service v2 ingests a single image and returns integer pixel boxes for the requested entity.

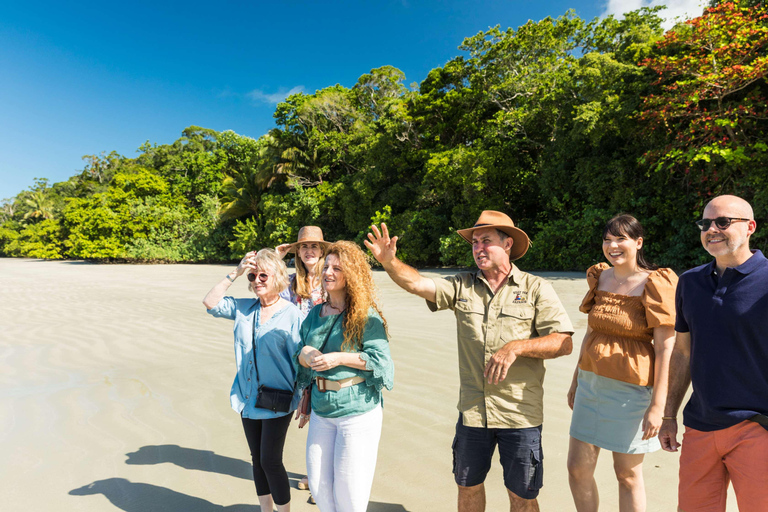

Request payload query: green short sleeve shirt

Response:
[428,265,574,428]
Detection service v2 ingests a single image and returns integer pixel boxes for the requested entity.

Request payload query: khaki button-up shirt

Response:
[428,265,574,428]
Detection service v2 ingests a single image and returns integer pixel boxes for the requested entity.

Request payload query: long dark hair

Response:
[603,214,658,271]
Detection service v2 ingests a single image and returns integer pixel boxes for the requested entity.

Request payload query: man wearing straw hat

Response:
[366,211,574,512]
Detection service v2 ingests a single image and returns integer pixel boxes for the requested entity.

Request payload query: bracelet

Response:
[225,274,236,283]
[662,416,676,420]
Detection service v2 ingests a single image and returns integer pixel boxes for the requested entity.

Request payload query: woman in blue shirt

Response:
[296,241,394,512]
[204,248,302,512]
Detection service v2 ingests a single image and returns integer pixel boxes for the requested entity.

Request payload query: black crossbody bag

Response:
[252,308,294,413]
[255,384,293,413]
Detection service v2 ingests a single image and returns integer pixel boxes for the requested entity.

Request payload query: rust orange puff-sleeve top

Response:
[578,263,678,386]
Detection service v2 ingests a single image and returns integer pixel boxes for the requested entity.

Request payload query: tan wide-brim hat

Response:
[285,225,330,254]
[456,210,530,261]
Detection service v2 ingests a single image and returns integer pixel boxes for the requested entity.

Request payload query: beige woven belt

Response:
[315,376,365,392]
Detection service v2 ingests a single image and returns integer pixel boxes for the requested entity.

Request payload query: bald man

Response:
[659,195,768,512]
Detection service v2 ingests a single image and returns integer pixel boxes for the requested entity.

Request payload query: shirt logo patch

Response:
[511,291,528,304]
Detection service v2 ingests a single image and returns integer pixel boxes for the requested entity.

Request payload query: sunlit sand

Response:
[0,258,735,511]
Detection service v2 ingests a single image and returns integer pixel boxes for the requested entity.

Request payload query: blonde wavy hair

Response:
[248,248,290,294]
[324,241,388,351]
[293,243,326,299]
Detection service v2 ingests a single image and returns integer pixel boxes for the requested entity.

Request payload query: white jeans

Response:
[306,405,383,512]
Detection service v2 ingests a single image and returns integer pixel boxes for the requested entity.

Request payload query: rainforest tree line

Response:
[1,2,766,270]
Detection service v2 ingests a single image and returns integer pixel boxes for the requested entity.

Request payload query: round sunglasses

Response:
[695,217,750,232]
[247,272,271,282]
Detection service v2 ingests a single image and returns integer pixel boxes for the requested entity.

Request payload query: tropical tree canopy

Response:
[2,2,766,269]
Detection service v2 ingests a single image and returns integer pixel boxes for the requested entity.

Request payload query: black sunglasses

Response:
[695,217,750,231]
[247,272,270,282]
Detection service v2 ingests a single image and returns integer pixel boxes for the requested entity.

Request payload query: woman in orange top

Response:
[566,214,677,512]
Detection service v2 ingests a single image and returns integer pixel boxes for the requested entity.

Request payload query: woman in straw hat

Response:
[276,226,330,496]
[296,241,394,512]
[276,226,330,318]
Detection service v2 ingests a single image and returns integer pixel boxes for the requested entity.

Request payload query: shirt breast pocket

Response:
[499,304,535,341]
[233,324,251,347]
[455,300,485,332]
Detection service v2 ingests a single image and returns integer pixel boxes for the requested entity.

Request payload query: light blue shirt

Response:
[207,297,303,419]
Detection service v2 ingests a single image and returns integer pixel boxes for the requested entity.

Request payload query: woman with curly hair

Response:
[296,240,394,512]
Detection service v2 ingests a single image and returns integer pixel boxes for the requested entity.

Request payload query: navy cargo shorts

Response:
[452,414,544,499]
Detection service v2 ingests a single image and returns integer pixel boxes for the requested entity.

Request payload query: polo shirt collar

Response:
[733,249,766,275]
[708,249,766,276]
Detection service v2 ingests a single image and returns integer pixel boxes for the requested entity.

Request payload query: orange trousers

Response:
[679,420,768,512]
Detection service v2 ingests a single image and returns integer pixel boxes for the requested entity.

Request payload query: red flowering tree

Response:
[639,0,768,199]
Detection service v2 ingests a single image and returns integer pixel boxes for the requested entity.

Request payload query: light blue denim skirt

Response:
[569,369,660,454]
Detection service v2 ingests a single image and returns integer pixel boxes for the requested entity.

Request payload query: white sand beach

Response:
[0,258,736,511]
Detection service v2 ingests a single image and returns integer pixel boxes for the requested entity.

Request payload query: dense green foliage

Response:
[2,2,766,270]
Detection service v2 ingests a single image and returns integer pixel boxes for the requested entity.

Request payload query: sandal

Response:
[298,476,309,490]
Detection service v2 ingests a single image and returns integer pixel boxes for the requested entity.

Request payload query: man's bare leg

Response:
[458,483,485,512]
[508,489,540,512]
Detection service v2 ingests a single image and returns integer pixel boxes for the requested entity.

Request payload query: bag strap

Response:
[750,414,768,427]
[318,311,342,354]
[252,307,263,387]
[252,305,342,391]
[305,310,342,392]
[251,305,295,391]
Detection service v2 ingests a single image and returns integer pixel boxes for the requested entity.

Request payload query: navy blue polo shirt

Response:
[675,250,768,432]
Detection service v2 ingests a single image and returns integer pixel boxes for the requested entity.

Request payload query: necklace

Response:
[260,296,280,308]
[325,302,345,313]
[612,268,643,286]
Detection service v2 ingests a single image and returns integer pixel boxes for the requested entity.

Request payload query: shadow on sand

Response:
[367,503,410,512]
[69,478,259,512]
[70,445,410,511]
[125,444,306,487]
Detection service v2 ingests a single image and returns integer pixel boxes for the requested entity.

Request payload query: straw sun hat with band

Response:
[279,226,330,303]
[456,210,530,261]
[283,226,330,254]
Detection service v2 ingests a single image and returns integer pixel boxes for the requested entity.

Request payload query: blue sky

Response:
[0,0,702,200]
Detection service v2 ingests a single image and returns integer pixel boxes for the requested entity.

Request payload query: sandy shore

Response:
[0,258,736,511]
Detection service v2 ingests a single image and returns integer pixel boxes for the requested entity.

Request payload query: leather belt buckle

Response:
[316,377,327,393]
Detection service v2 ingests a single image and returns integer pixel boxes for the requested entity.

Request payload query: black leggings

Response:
[241,414,293,505]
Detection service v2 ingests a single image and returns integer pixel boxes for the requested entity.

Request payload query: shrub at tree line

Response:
[1,2,766,271]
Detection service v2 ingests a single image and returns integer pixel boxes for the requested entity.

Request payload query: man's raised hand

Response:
[364,223,399,264]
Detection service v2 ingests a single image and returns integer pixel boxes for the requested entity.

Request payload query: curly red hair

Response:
[324,241,388,350]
